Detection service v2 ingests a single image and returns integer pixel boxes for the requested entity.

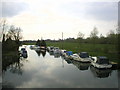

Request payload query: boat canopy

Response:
[50,46,54,49]
[79,52,89,58]
[96,56,109,64]
[21,48,26,51]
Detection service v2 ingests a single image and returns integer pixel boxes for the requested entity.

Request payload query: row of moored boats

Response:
[47,46,116,69]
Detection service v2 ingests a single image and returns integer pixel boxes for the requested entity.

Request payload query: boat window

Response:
[96,59,109,64]
[79,53,89,58]
[50,47,54,49]
[21,48,25,51]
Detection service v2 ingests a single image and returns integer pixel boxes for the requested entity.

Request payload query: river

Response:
[2,45,118,88]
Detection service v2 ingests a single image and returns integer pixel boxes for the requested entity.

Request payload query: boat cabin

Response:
[96,56,109,64]
[50,46,54,49]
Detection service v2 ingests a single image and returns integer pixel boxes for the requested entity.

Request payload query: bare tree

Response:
[6,25,22,41]
[90,27,99,38]
[90,27,99,44]
[77,32,84,39]
[107,30,115,37]
[77,32,84,44]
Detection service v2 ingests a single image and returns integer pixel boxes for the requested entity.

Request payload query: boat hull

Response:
[91,62,112,69]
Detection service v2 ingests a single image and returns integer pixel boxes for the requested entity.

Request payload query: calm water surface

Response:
[2,45,118,88]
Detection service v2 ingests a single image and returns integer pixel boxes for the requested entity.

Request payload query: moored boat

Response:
[60,49,66,55]
[49,46,54,52]
[78,52,92,62]
[91,56,112,69]
[54,47,60,54]
[70,52,92,63]
[20,48,28,58]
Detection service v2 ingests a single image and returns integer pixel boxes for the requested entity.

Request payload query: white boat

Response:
[30,45,34,49]
[20,48,28,58]
[60,49,67,56]
[91,56,112,69]
[49,46,54,52]
[70,54,80,61]
[47,46,50,51]
[30,45,40,49]
[70,52,92,62]
[54,47,60,54]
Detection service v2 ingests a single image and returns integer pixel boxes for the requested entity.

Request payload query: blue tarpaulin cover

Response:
[66,51,73,56]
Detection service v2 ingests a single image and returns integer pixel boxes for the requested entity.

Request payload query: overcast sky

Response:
[1,0,119,40]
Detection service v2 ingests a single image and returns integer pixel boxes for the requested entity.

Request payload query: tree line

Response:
[77,27,119,45]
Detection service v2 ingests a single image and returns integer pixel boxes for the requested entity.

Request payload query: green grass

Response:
[46,41,119,63]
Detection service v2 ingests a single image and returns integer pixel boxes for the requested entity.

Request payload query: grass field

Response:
[23,41,119,63]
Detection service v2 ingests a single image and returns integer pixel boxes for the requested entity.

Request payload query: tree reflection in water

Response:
[35,49,41,56]
[35,49,46,57]
[2,51,28,75]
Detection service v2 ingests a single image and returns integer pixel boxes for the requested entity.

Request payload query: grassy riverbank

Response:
[23,41,119,63]
[47,41,119,63]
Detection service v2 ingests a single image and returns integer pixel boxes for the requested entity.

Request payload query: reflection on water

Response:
[2,51,21,73]
[2,47,28,75]
[54,53,60,58]
[49,51,54,56]
[64,58,72,64]
[35,49,46,57]
[90,66,112,78]
[71,60,90,71]
[2,45,118,88]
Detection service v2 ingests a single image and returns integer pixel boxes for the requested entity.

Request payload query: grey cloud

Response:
[84,2,118,21]
[1,2,29,17]
[60,2,118,21]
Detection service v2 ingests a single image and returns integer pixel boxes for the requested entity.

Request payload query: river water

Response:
[2,45,118,88]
